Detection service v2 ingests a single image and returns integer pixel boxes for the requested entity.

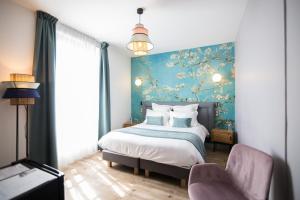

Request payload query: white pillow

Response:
[169,111,200,127]
[172,104,199,112]
[144,109,169,126]
[152,103,172,112]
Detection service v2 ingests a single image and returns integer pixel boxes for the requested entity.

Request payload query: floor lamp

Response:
[2,74,40,161]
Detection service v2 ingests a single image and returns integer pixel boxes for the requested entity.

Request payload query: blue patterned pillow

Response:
[146,116,163,126]
[172,117,192,128]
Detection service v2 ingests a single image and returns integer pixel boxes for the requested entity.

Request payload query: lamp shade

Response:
[2,81,40,89]
[3,88,40,99]
[127,19,154,56]
[212,73,222,83]
[10,73,35,82]
[127,32,154,56]
[135,78,143,87]
[127,9,153,56]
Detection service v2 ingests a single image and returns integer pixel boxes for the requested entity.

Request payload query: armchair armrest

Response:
[188,163,232,185]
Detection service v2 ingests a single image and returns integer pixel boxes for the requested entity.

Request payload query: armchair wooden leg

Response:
[107,161,112,167]
[145,169,150,177]
[134,167,139,175]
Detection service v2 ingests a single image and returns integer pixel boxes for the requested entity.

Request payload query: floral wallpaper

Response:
[131,42,235,130]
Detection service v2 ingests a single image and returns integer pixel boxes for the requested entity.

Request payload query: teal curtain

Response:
[98,42,111,139]
[29,11,58,167]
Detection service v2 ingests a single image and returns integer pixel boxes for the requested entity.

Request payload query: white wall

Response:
[235,0,287,199]
[0,0,35,167]
[287,0,300,199]
[109,45,131,129]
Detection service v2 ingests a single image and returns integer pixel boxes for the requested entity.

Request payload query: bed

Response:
[98,101,216,187]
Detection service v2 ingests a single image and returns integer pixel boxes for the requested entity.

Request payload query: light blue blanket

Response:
[117,127,206,157]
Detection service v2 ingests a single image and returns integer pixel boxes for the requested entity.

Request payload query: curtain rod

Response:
[56,22,102,46]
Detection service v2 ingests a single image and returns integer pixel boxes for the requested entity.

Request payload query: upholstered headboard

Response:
[142,101,216,132]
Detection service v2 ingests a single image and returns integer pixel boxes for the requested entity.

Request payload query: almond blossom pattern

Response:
[131,42,235,130]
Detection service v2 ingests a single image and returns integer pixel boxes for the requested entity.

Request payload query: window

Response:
[56,23,100,168]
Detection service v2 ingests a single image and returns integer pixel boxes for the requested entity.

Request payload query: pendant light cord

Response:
[137,8,143,24]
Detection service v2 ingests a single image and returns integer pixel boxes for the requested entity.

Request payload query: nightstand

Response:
[123,121,138,128]
[211,129,235,151]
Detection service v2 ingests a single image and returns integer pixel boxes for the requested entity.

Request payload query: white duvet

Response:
[98,123,209,167]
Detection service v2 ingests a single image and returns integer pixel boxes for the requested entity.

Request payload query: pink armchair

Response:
[188,144,273,200]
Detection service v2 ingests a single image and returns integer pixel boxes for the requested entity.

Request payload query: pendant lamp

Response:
[127,8,153,56]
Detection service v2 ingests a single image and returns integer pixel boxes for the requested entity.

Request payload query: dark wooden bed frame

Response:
[101,101,216,187]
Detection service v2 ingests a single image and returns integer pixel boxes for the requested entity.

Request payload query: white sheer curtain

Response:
[56,23,100,168]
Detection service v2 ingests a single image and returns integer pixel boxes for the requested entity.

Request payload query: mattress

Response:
[98,123,209,168]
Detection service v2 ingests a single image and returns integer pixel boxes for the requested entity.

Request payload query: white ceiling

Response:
[13,0,248,56]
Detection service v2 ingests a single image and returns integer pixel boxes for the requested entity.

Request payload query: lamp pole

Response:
[26,105,29,158]
[16,105,19,161]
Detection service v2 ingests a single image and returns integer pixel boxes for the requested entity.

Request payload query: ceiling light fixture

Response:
[127,8,153,56]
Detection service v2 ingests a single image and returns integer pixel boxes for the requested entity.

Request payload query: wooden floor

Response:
[63,148,229,200]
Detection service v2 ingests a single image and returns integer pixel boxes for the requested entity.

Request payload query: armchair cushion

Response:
[189,182,247,200]
[188,163,231,185]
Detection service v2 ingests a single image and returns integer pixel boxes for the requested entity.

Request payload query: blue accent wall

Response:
[131,42,235,129]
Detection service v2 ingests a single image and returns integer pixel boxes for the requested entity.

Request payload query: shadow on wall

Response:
[287,163,294,200]
[0,69,10,103]
[271,155,291,200]
[0,80,8,102]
